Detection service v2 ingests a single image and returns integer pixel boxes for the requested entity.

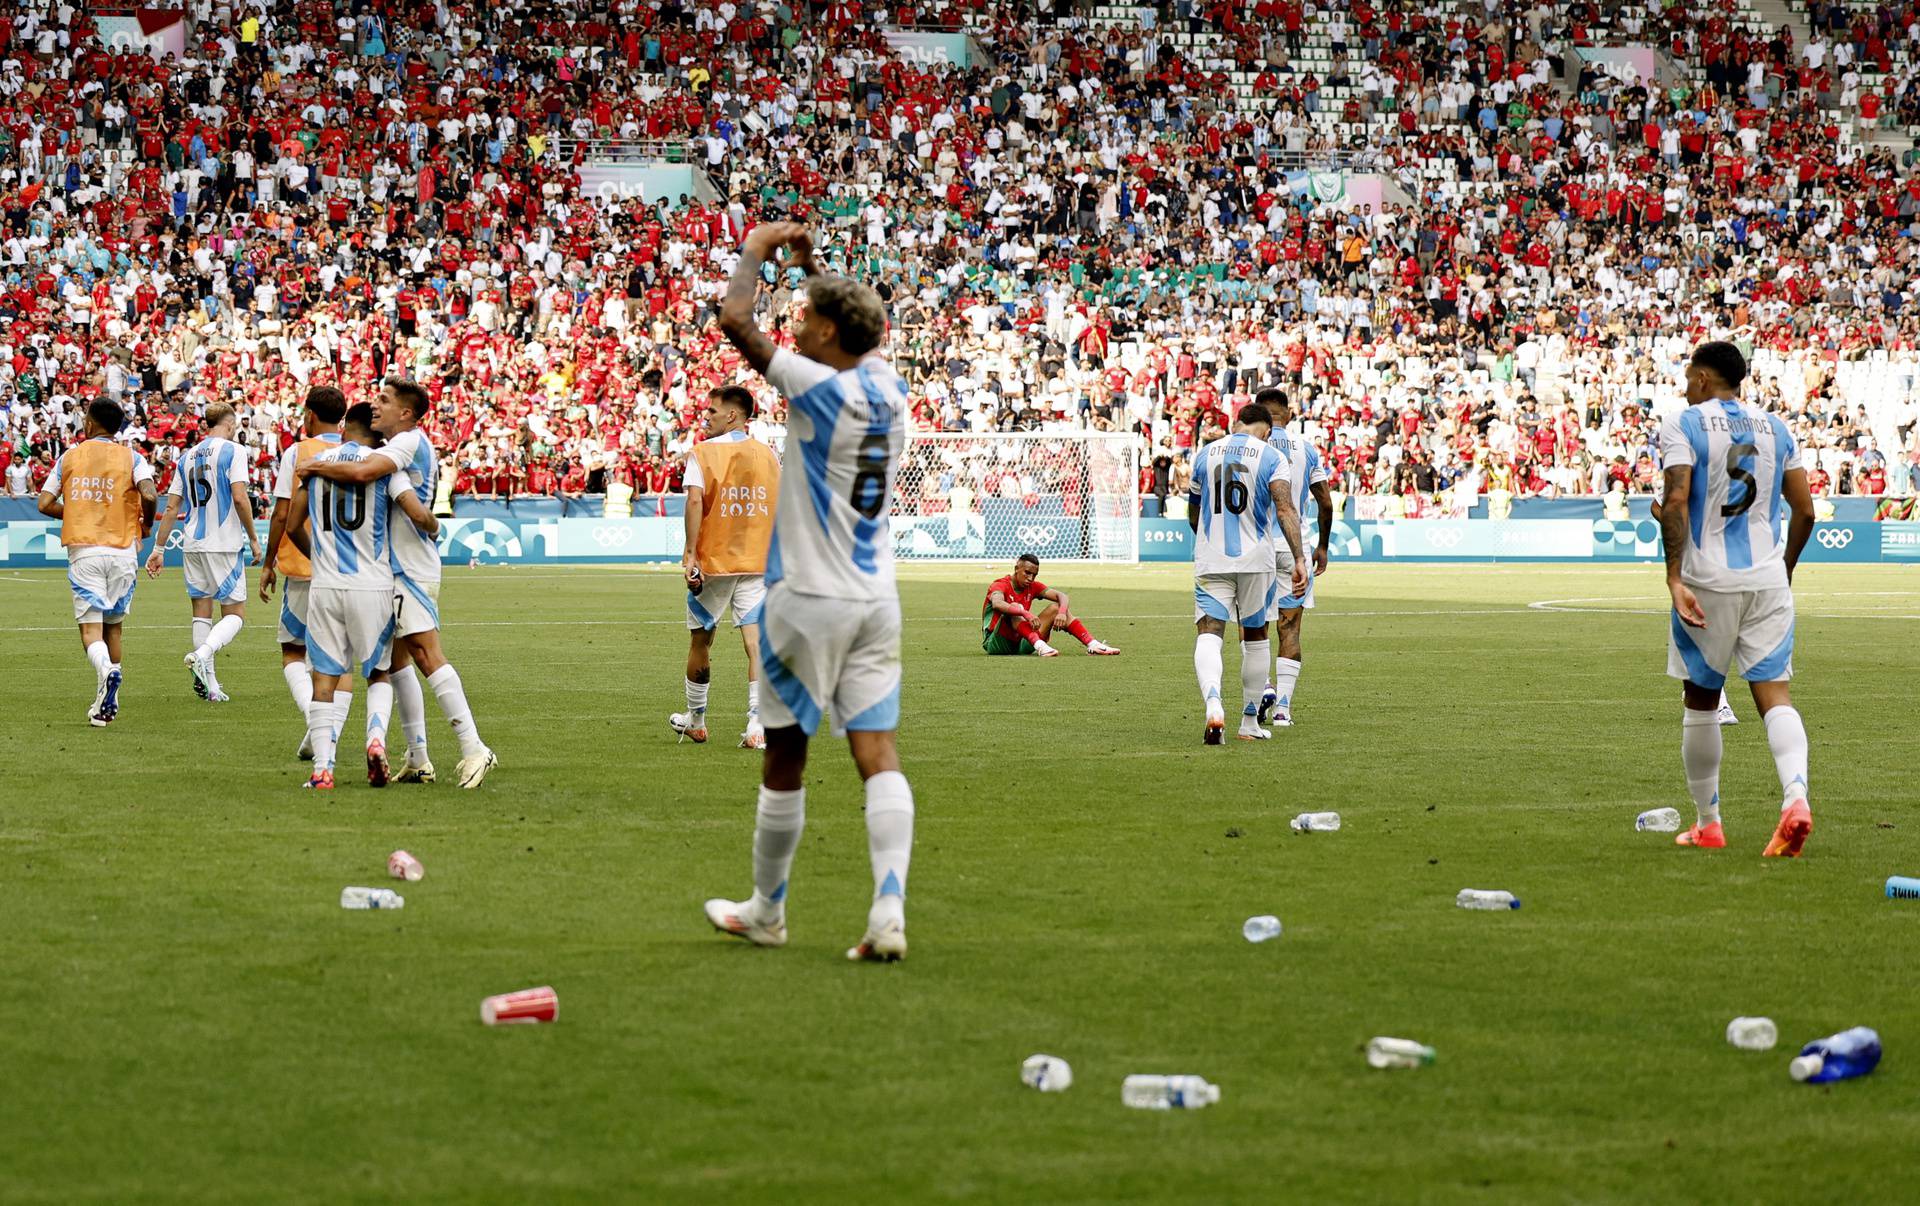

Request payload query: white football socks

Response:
[332,691,354,746]
[427,664,486,756]
[194,614,243,661]
[283,660,313,717]
[1763,706,1810,806]
[1193,632,1224,709]
[685,676,710,717]
[191,616,211,657]
[750,785,806,916]
[864,771,914,925]
[86,640,112,678]
[1682,707,1723,825]
[366,680,394,745]
[1274,656,1302,715]
[1240,639,1269,716]
[306,699,338,771]
[392,665,428,759]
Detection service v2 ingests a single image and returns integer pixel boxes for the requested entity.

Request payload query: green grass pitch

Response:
[2,561,1918,1202]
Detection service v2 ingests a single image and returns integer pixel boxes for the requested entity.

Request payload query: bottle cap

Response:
[1789,1054,1822,1082]
[1201,1082,1221,1105]
[1508,898,1521,909]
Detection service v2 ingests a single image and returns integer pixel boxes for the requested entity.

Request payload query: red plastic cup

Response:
[481,986,558,1026]
[387,850,424,882]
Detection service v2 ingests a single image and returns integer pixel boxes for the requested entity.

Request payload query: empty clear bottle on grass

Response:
[1121,1075,1221,1110]
[1790,1027,1881,1083]
[1291,812,1341,832]
[1242,915,1282,943]
[1726,1017,1778,1051]
[1636,808,1683,833]
[341,886,405,910]
[1366,1038,1436,1069]
[1456,889,1520,910]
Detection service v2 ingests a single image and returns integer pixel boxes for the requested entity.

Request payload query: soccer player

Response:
[1188,402,1307,744]
[286,403,439,790]
[38,397,157,725]
[261,386,348,759]
[1256,389,1332,727]
[980,554,1120,656]
[671,384,779,748]
[1648,447,1741,729]
[300,379,497,788]
[702,222,916,963]
[144,402,264,702]
[1658,341,1818,856]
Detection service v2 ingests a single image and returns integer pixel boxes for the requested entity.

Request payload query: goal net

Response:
[892,432,1141,563]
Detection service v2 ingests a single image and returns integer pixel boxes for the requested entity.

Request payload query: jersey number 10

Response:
[319,481,368,532]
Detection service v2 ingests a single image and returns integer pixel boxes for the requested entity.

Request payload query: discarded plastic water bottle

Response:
[468,553,480,570]
[1726,1017,1778,1051]
[1021,1054,1072,1092]
[1636,807,1683,833]
[1456,889,1520,911]
[1790,1027,1882,1083]
[1366,1037,1436,1069]
[341,886,405,910]
[1242,915,1282,943]
[1121,1074,1221,1110]
[1290,811,1341,832]
[1886,876,1920,900]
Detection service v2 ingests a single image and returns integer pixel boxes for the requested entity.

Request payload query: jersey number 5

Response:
[1210,460,1250,515]
[318,481,368,532]
[1721,441,1757,519]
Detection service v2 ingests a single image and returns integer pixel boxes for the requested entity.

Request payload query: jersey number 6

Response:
[850,434,889,519]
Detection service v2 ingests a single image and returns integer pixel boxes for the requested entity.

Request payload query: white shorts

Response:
[687,573,766,631]
[184,551,247,603]
[396,574,441,638]
[1272,559,1315,615]
[757,583,901,738]
[306,586,397,681]
[278,578,310,646]
[1668,586,1795,689]
[1194,571,1276,627]
[69,552,136,624]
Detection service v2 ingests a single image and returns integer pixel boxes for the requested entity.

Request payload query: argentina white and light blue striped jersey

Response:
[169,435,252,552]
[1188,431,1290,574]
[1656,397,1803,592]
[303,442,410,592]
[371,427,441,585]
[762,347,907,601]
[1268,428,1327,536]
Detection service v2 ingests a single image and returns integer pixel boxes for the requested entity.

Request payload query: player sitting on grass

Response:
[981,554,1120,657]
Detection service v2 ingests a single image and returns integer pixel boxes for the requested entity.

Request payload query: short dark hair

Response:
[1691,341,1748,391]
[343,402,377,438]
[805,276,887,356]
[1255,387,1288,411]
[305,385,347,424]
[383,377,430,418]
[711,385,755,419]
[88,397,124,435]
[1236,401,1272,428]
[1016,553,1040,568]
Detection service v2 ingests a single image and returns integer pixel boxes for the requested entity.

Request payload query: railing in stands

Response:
[550,138,699,164]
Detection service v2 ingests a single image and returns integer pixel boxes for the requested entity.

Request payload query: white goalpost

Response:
[891,431,1141,563]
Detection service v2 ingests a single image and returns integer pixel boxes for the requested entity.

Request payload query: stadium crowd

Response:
[3,0,1920,513]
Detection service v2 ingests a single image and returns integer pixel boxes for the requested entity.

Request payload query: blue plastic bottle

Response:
[1886,876,1920,900]
[1789,1027,1882,1083]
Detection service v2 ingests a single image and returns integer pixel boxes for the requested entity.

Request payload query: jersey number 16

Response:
[1210,460,1250,515]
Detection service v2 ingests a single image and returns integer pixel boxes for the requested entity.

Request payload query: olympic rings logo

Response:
[1016,525,1060,545]
[592,526,634,548]
[1815,528,1855,549]
[164,530,187,550]
[1424,528,1465,549]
